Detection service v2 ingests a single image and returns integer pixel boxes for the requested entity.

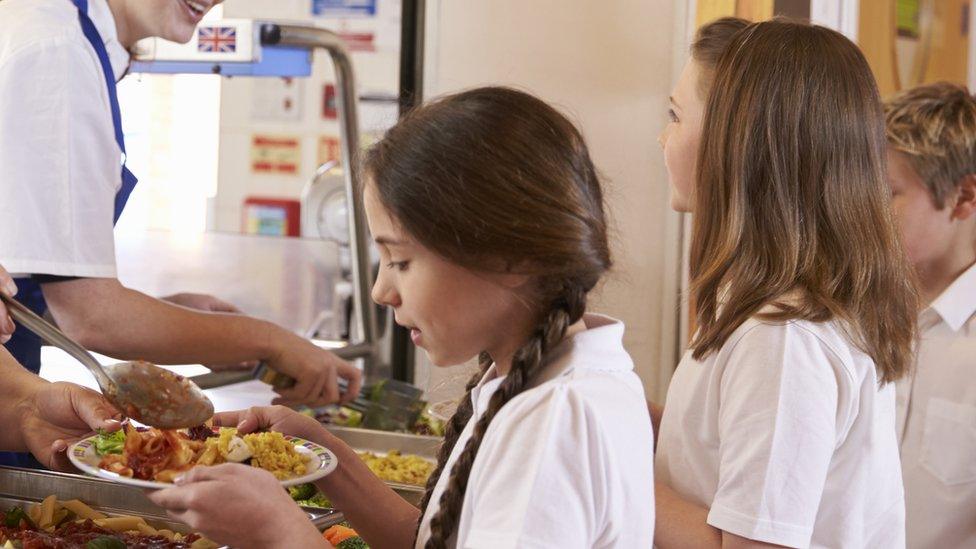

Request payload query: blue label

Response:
[312,0,377,17]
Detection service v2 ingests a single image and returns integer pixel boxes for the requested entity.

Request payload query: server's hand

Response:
[264,334,363,408]
[0,264,17,343]
[18,381,121,471]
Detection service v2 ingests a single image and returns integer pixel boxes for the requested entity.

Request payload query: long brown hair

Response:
[688,18,918,383]
[363,87,611,548]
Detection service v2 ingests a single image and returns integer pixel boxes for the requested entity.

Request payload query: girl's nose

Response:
[371,274,401,308]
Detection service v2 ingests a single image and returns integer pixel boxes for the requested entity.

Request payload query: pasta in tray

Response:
[97,423,309,483]
[0,495,218,548]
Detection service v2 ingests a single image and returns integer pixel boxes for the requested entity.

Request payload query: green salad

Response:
[92,429,125,456]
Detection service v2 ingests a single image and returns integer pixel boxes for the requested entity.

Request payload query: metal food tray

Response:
[0,466,343,545]
[326,426,441,505]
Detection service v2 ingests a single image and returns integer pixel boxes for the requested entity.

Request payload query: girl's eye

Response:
[668,108,679,123]
[387,260,410,272]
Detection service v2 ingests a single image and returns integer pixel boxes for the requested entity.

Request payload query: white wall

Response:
[810,0,859,39]
[214,0,402,234]
[415,0,687,403]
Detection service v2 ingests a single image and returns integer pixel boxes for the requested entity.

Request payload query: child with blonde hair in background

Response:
[886,82,976,548]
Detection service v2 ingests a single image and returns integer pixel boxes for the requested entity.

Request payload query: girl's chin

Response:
[668,192,693,213]
[423,349,479,369]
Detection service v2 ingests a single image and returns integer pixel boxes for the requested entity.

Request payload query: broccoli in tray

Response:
[2,506,34,529]
[323,524,369,548]
[288,483,332,509]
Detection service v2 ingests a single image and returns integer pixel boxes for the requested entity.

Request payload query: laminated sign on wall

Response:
[252,78,303,122]
[312,0,377,17]
[338,31,376,52]
[322,84,338,120]
[251,135,301,174]
[318,136,341,166]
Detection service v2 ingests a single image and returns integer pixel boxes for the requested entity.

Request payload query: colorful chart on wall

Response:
[251,135,301,174]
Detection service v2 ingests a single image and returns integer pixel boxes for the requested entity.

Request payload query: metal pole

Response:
[262,24,380,375]
[388,0,426,384]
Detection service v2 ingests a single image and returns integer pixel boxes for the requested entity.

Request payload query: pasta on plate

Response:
[97,423,309,483]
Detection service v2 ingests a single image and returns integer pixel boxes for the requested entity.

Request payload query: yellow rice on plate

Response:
[198,428,309,480]
[243,431,309,480]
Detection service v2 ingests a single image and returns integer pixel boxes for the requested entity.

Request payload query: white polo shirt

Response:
[415,314,655,549]
[656,314,905,548]
[0,0,129,278]
[897,260,976,549]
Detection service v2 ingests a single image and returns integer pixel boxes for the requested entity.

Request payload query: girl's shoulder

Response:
[716,313,877,385]
[522,312,645,399]
[496,325,650,435]
[486,368,653,462]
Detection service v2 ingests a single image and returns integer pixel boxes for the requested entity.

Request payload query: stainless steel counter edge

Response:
[0,466,343,542]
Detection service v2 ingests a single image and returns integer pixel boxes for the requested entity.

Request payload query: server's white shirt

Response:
[0,0,129,278]
[415,314,655,549]
[897,260,976,549]
[656,313,905,548]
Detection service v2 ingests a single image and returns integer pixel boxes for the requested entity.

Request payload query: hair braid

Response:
[414,363,485,528]
[422,285,588,548]
[362,87,611,546]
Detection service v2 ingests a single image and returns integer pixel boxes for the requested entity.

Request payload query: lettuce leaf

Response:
[92,429,125,456]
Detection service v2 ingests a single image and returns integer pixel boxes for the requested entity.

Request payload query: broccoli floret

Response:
[3,507,33,529]
[85,537,126,549]
[336,537,370,549]
[288,483,317,501]
[305,492,332,508]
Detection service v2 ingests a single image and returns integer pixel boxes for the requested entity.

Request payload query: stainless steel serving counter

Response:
[115,229,345,336]
[0,466,343,545]
[41,228,357,409]
[328,426,439,506]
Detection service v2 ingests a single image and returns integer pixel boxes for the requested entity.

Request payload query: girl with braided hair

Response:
[149,86,656,549]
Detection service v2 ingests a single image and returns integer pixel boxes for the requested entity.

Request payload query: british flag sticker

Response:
[197,26,237,53]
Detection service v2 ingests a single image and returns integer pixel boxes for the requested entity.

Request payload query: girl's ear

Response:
[950,174,976,221]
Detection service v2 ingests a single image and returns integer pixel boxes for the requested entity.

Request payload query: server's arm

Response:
[41,277,362,407]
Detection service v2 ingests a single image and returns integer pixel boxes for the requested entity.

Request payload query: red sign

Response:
[322,84,337,120]
[338,31,375,52]
[318,136,341,166]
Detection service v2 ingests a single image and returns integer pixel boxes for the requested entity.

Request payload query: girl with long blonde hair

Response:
[655,18,917,548]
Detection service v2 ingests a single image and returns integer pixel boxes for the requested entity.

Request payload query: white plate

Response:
[68,432,338,489]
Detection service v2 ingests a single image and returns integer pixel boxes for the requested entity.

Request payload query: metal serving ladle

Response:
[1,294,213,429]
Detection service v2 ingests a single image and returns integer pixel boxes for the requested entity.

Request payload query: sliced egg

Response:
[225,436,253,462]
